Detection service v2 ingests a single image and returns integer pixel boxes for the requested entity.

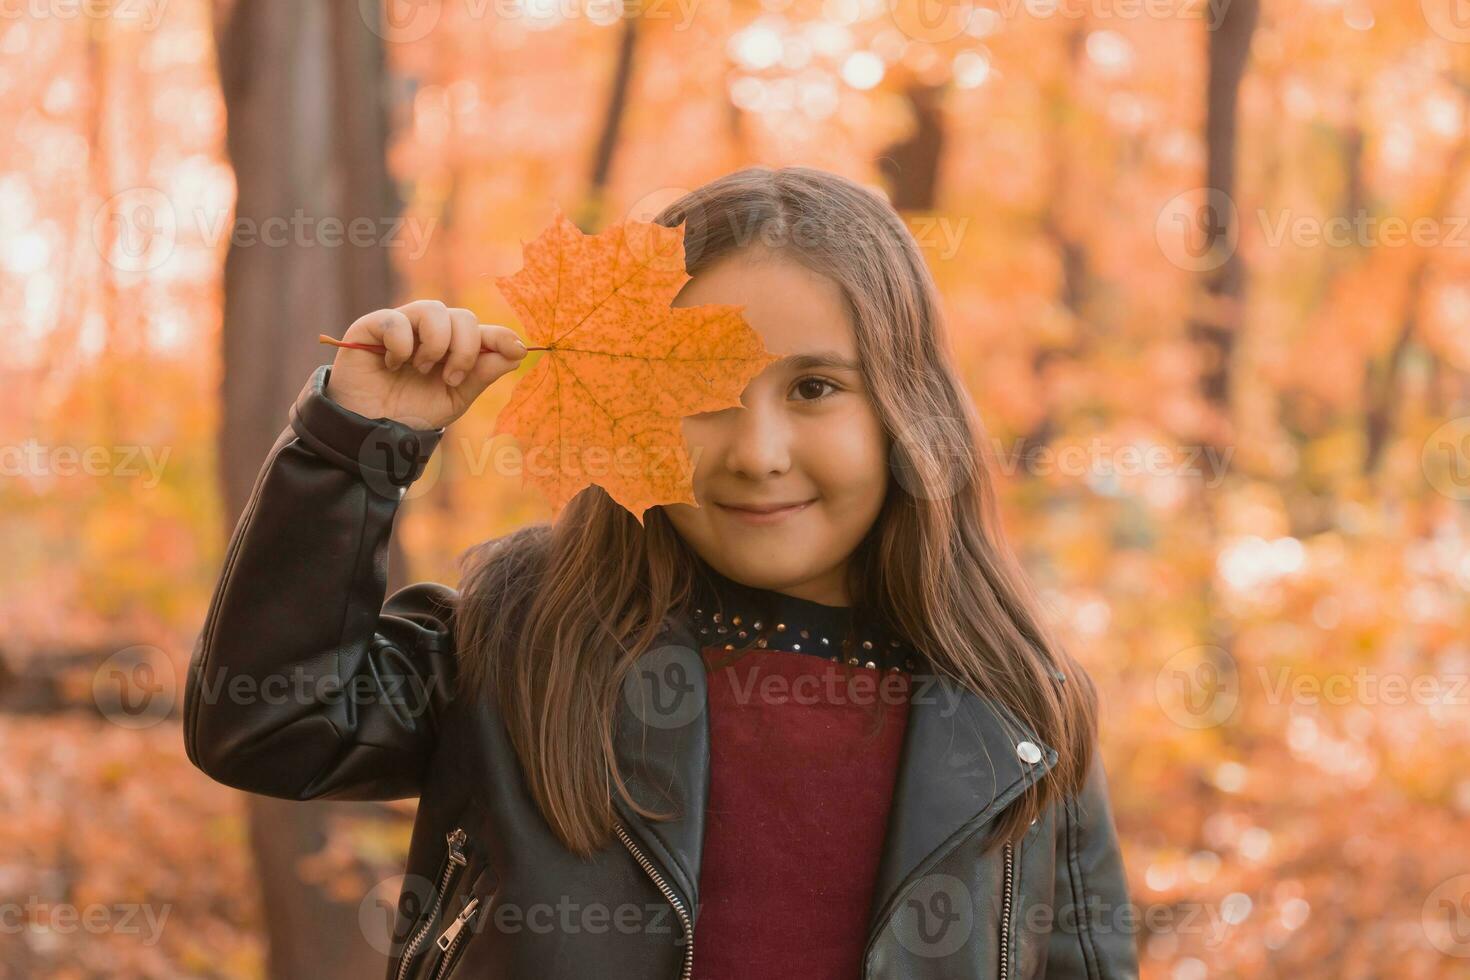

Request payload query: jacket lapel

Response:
[610,615,710,915]
[865,655,1059,942]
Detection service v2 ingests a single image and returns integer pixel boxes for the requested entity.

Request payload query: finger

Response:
[467,324,522,386]
[381,314,415,371]
[442,308,482,387]
[347,308,413,371]
[398,299,452,373]
[489,325,529,361]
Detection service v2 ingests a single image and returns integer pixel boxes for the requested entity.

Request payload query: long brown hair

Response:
[453,165,1098,857]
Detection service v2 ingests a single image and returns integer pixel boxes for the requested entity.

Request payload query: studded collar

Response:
[686,555,918,673]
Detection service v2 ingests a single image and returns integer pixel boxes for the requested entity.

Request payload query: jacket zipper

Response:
[613,821,693,980]
[998,840,1016,980]
[395,827,469,980]
[431,895,481,980]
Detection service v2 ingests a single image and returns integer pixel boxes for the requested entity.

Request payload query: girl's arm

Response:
[1044,753,1141,979]
[182,363,456,801]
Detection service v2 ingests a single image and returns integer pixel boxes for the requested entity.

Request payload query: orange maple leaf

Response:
[492,207,778,524]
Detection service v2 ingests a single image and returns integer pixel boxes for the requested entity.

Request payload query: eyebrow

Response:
[772,351,862,373]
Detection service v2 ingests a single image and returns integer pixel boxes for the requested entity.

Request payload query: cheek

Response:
[807,414,889,503]
[678,419,713,496]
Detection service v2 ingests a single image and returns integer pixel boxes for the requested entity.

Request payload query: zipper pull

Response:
[444,828,468,867]
[435,897,480,951]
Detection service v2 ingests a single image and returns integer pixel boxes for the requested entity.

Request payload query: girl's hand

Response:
[324,300,528,430]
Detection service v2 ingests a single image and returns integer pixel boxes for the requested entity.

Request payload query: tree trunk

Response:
[876,80,947,212]
[1189,0,1258,443]
[581,10,641,229]
[212,1,411,976]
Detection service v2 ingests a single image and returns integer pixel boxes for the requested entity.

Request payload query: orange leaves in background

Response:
[491,207,778,523]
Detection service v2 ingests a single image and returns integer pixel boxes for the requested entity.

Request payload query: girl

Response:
[185,166,1139,980]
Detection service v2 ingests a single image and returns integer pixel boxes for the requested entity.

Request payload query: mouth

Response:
[715,498,817,523]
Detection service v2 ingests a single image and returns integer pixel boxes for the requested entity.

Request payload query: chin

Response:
[722,552,816,586]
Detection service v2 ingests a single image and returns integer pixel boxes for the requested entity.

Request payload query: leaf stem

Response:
[318,334,550,353]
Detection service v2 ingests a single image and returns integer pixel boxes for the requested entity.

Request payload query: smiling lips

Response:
[715,499,816,524]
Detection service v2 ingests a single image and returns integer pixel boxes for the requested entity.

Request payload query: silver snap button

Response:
[1016,741,1042,764]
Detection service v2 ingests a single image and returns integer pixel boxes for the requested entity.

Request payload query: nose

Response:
[721,400,792,479]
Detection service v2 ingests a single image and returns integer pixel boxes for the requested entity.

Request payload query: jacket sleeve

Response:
[183,363,457,802]
[1043,751,1140,979]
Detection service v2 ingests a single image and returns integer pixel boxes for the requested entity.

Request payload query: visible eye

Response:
[791,375,841,402]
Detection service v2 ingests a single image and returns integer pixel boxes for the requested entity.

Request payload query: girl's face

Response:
[662,248,890,606]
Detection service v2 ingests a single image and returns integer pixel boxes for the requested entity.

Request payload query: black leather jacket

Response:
[184,364,1141,980]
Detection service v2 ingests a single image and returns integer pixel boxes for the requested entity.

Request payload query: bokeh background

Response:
[4,0,1470,976]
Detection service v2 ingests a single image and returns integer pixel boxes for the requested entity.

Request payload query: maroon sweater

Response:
[685,560,918,979]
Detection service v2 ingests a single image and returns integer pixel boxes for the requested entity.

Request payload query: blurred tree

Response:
[582,7,642,229]
[1191,0,1259,444]
[211,0,413,976]
[876,76,946,210]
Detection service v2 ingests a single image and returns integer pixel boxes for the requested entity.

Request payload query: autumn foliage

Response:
[5,0,1470,978]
